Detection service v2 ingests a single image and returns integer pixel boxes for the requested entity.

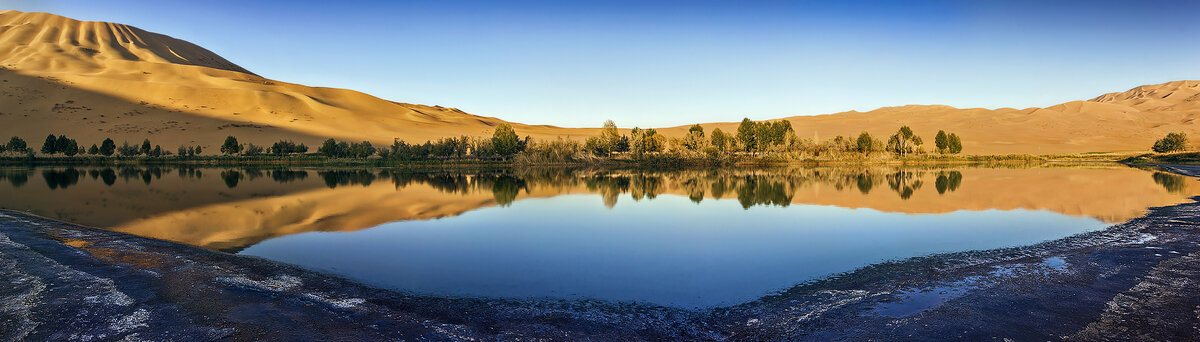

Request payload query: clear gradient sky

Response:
[5,0,1199,127]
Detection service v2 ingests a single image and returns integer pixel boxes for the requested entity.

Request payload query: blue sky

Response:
[7,0,1200,127]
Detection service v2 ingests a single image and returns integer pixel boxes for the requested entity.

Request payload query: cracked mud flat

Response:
[4,170,1200,340]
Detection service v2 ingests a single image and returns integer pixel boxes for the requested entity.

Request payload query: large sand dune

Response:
[0,10,1197,155]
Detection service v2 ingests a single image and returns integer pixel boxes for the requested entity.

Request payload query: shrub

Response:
[99,138,116,156]
[220,136,242,155]
[1152,132,1189,153]
[492,124,521,156]
[270,140,308,155]
[117,142,139,156]
[6,136,28,153]
[243,143,264,156]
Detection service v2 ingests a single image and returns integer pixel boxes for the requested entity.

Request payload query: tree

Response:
[711,128,731,152]
[6,136,28,153]
[856,132,878,154]
[599,120,622,154]
[55,135,73,154]
[117,142,139,156]
[948,133,963,154]
[270,140,308,155]
[492,123,521,156]
[88,144,99,155]
[177,145,188,156]
[1152,132,1189,153]
[151,145,164,157]
[220,136,242,155]
[194,145,202,155]
[736,118,757,152]
[683,124,707,151]
[886,126,922,156]
[99,138,116,156]
[61,138,79,156]
[242,143,264,156]
[140,139,152,155]
[934,130,949,154]
[349,141,375,158]
[41,134,57,154]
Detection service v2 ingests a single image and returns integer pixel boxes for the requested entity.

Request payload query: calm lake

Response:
[1,164,1194,308]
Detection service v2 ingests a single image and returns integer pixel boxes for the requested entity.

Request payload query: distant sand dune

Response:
[0,10,1197,155]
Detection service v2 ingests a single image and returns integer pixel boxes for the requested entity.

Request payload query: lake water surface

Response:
[1,164,1194,308]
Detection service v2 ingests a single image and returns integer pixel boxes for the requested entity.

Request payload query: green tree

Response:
[492,123,521,156]
[88,144,99,155]
[140,139,152,155]
[856,132,878,154]
[886,126,922,156]
[599,120,622,153]
[99,138,116,156]
[1152,132,1189,153]
[41,134,57,154]
[61,138,79,156]
[220,136,242,155]
[55,135,73,154]
[934,130,949,153]
[710,128,730,152]
[117,142,139,156]
[948,133,963,154]
[683,124,707,151]
[243,143,264,156]
[6,136,28,153]
[736,118,757,152]
[318,138,339,157]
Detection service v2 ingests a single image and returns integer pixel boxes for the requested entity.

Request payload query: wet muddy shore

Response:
[3,167,1200,341]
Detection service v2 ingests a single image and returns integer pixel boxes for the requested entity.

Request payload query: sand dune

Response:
[0,10,1197,155]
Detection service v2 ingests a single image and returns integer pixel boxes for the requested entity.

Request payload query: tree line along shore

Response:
[0,119,1190,166]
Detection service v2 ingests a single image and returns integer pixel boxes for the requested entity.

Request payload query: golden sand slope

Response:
[655,81,1200,155]
[0,10,598,152]
[0,10,1197,155]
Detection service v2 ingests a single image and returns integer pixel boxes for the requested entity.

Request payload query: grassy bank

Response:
[1121,152,1200,165]
[0,151,1137,168]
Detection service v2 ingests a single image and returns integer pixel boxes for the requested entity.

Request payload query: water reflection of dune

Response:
[1,164,1196,250]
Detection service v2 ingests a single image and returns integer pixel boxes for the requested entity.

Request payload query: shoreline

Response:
[2,166,1199,340]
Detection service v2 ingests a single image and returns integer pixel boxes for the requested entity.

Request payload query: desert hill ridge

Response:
[0,10,1197,155]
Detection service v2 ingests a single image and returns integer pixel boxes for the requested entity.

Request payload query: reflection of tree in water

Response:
[489,175,527,207]
[114,167,162,185]
[42,168,81,190]
[735,175,794,209]
[584,174,630,209]
[886,170,923,200]
[220,170,242,188]
[243,169,265,181]
[99,168,116,186]
[318,170,375,188]
[270,170,308,183]
[710,177,728,199]
[856,173,877,194]
[0,168,30,188]
[682,178,705,203]
[935,171,963,194]
[629,174,662,201]
[1153,172,1188,194]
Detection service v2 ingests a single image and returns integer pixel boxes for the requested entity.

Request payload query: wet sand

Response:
[2,167,1200,341]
